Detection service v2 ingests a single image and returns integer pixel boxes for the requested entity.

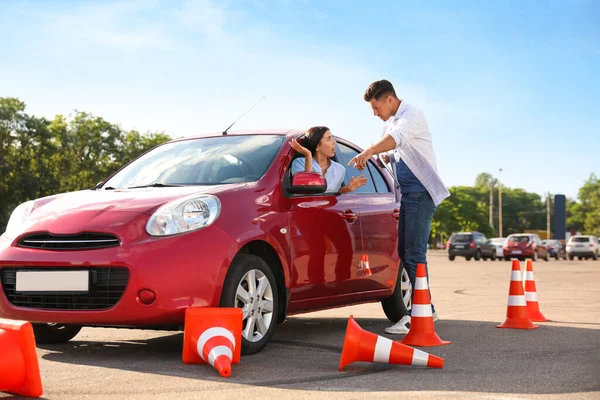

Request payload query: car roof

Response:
[168,129,306,143]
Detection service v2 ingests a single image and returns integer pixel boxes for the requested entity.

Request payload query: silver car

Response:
[566,235,600,260]
[489,237,506,260]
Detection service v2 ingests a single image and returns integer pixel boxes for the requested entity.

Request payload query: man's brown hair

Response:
[364,80,397,102]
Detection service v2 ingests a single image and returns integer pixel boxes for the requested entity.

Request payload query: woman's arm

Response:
[290,139,312,172]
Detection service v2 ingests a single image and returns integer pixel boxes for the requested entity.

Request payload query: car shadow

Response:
[38,317,600,395]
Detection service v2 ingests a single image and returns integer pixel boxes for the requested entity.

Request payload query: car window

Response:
[570,237,590,243]
[104,135,286,188]
[335,143,377,194]
[450,233,472,243]
[507,235,530,243]
[367,162,391,193]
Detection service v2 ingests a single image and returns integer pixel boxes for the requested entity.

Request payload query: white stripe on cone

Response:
[508,295,527,306]
[511,271,522,281]
[374,336,392,363]
[415,277,428,290]
[525,292,538,302]
[197,327,235,356]
[207,346,233,365]
[411,304,433,317]
[411,348,430,367]
[525,272,535,281]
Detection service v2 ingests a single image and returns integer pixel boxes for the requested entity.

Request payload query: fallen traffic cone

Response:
[497,260,539,329]
[401,263,451,347]
[339,316,443,371]
[360,254,372,277]
[0,319,43,398]
[182,307,243,378]
[524,259,548,322]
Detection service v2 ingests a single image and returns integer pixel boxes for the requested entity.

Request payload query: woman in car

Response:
[290,126,368,193]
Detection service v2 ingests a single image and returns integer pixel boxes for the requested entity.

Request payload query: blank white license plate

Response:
[454,245,465,249]
[16,271,89,293]
[512,250,522,254]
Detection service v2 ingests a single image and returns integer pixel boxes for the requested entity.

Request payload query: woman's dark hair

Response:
[302,126,330,156]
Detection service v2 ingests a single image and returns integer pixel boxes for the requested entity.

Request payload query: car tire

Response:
[381,263,411,322]
[474,250,481,261]
[555,255,559,260]
[544,252,550,261]
[220,254,278,355]
[593,252,598,261]
[569,255,574,260]
[466,257,472,261]
[448,255,455,261]
[32,323,82,344]
[491,252,497,261]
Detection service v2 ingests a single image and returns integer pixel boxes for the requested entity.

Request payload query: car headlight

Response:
[146,195,221,236]
[3,201,35,239]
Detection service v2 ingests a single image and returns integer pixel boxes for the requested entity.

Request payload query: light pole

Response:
[489,180,494,228]
[546,192,551,240]
[498,168,503,237]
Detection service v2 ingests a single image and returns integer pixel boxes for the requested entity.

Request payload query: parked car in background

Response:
[542,239,566,260]
[448,231,496,261]
[489,237,506,260]
[566,235,600,260]
[503,233,549,261]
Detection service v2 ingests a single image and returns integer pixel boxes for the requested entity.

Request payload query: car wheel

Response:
[544,252,550,261]
[491,252,497,261]
[533,251,538,261]
[381,263,411,322]
[32,323,82,344]
[505,257,511,261]
[569,255,574,260]
[220,254,278,355]
[466,257,472,261]
[593,252,598,261]
[448,255,455,261]
[555,255,559,260]
[474,250,481,261]
[578,256,583,260]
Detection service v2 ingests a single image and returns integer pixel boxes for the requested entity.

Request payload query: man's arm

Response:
[348,135,396,171]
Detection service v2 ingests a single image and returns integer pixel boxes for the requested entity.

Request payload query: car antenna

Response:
[222,96,265,135]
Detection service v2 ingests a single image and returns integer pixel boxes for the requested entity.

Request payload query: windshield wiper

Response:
[126,183,184,189]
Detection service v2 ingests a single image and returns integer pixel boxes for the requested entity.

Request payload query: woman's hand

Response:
[346,174,369,192]
[290,139,311,157]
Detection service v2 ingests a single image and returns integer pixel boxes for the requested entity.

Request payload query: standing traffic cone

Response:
[497,260,539,329]
[401,263,451,347]
[0,319,43,398]
[360,254,372,277]
[182,307,243,378]
[524,259,548,322]
[339,316,443,371]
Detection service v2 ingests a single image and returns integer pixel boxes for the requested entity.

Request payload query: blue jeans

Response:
[398,191,437,315]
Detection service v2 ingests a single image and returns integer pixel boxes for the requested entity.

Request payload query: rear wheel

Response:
[220,254,278,355]
[474,250,481,261]
[448,255,455,261]
[381,263,411,322]
[466,257,472,261]
[491,252,497,261]
[32,323,82,344]
[569,254,574,260]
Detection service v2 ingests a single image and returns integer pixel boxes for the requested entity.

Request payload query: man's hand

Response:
[289,138,311,157]
[348,148,373,171]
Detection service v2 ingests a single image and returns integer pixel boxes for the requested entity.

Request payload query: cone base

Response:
[496,318,539,329]
[528,313,549,322]
[401,333,451,347]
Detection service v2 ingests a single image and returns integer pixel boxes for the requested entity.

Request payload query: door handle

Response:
[342,209,357,222]
[392,209,400,220]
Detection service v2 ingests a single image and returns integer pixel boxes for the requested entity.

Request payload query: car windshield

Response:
[508,235,530,243]
[570,237,590,243]
[451,234,472,243]
[103,135,285,189]
[490,238,505,244]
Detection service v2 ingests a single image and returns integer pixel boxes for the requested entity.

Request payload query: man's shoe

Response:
[433,311,439,322]
[385,315,411,335]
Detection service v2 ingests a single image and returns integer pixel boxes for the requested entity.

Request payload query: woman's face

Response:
[316,130,336,158]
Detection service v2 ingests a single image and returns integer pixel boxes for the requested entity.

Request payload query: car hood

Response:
[30,184,247,217]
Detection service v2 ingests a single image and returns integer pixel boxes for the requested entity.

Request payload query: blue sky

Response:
[1,0,598,200]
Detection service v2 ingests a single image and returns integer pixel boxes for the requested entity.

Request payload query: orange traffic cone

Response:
[524,259,548,322]
[339,316,443,371]
[182,307,243,378]
[360,254,372,277]
[401,263,451,347]
[497,260,539,329]
[0,318,43,398]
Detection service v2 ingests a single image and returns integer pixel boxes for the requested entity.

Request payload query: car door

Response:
[284,156,364,301]
[334,141,399,293]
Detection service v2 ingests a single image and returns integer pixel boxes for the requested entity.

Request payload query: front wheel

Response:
[220,254,278,355]
[474,250,481,261]
[381,263,411,322]
[491,252,497,261]
[32,323,82,344]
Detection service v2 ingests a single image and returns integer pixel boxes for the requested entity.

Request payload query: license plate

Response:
[16,270,89,293]
[454,245,465,249]
[512,250,522,254]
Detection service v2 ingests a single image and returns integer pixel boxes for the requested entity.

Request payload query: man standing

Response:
[349,80,449,334]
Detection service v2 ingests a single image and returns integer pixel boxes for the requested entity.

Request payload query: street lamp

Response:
[498,168,503,237]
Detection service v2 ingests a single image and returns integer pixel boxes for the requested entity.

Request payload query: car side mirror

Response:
[289,172,327,194]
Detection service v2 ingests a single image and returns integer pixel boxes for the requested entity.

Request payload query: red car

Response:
[0,130,409,354]
[503,233,549,261]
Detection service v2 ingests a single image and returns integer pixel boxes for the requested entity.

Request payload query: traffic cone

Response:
[401,263,451,347]
[524,259,548,322]
[497,260,539,329]
[0,318,43,398]
[339,316,443,371]
[360,254,372,277]
[182,307,243,378]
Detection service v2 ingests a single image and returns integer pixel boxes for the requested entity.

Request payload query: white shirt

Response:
[384,101,450,206]
[291,157,346,193]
